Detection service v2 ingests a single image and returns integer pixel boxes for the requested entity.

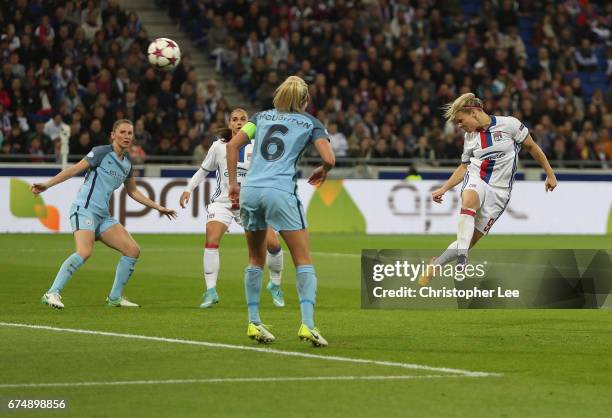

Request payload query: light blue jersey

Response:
[73,145,133,215]
[242,109,328,194]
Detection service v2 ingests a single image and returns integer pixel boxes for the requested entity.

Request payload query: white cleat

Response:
[106,296,140,307]
[41,292,64,309]
[247,323,276,343]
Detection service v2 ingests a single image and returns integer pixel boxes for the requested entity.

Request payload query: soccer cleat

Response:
[298,324,328,347]
[418,257,437,287]
[105,296,140,307]
[199,288,219,308]
[41,292,64,309]
[247,323,275,343]
[266,282,285,307]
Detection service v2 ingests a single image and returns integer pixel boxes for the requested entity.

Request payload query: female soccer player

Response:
[419,93,557,286]
[33,119,177,308]
[227,76,335,347]
[180,109,285,309]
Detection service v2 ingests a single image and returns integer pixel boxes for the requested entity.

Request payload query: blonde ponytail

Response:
[273,76,309,113]
[442,93,484,121]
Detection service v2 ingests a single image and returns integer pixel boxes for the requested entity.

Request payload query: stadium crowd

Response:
[0,0,610,167]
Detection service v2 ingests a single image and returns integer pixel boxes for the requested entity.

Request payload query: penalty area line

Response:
[0,374,480,389]
[0,322,501,378]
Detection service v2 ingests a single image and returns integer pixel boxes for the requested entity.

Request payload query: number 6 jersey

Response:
[241,109,329,193]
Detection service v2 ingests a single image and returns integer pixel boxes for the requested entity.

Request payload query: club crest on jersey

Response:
[493,132,503,141]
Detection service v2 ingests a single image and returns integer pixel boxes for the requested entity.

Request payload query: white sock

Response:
[435,240,458,266]
[204,247,219,290]
[266,248,283,286]
[457,209,476,257]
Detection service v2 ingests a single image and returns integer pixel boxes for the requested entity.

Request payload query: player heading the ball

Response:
[419,93,557,286]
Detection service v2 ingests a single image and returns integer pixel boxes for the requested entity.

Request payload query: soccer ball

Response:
[147,38,181,71]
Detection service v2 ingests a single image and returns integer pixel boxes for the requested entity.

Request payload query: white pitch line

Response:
[0,322,500,378]
[0,374,472,389]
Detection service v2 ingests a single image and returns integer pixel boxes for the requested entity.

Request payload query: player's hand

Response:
[31,183,48,195]
[179,191,190,208]
[308,166,328,187]
[545,175,557,192]
[229,182,240,206]
[431,187,446,203]
[158,207,177,220]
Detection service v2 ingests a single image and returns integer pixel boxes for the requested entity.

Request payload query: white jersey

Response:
[202,139,254,205]
[461,116,529,188]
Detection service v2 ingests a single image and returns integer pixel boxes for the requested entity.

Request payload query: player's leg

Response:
[280,229,327,347]
[458,188,481,263]
[200,216,228,308]
[244,229,275,342]
[98,221,141,307]
[42,206,95,309]
[265,228,284,307]
[240,186,275,343]
[418,178,484,286]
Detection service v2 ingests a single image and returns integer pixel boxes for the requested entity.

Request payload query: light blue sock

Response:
[48,253,85,293]
[109,256,138,300]
[244,265,263,324]
[296,265,317,329]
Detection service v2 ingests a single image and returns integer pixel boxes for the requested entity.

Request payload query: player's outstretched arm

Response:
[431,163,468,203]
[31,159,91,195]
[124,177,177,220]
[308,137,336,187]
[180,168,210,208]
[522,135,557,192]
[226,130,250,205]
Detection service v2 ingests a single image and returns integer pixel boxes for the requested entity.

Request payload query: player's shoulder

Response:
[494,115,521,127]
[87,145,113,157]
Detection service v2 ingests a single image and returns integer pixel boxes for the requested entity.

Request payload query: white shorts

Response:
[461,173,511,234]
[206,201,241,227]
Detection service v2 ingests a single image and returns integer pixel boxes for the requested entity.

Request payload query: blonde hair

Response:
[442,93,484,121]
[273,76,309,113]
[230,108,248,118]
[112,119,133,131]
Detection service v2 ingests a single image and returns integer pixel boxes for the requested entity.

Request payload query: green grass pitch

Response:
[1,233,611,417]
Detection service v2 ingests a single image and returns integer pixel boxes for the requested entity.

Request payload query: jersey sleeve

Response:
[310,116,330,142]
[508,117,529,144]
[201,141,218,172]
[84,145,112,168]
[461,135,474,163]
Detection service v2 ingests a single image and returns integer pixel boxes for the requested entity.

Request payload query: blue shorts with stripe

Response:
[69,203,118,238]
[239,186,307,232]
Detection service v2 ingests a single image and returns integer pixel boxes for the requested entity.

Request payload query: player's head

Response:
[110,119,134,150]
[228,108,248,136]
[443,93,487,133]
[273,75,309,113]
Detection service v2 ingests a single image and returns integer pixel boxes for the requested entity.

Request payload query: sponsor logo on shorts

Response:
[207,213,215,219]
[85,219,93,226]
[468,184,477,188]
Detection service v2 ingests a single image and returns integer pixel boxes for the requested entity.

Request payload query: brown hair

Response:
[112,119,133,131]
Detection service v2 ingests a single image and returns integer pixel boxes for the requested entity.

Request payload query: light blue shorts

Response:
[69,203,118,238]
[239,186,307,232]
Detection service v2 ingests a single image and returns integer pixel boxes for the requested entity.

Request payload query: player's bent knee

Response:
[77,250,92,261]
[125,244,140,258]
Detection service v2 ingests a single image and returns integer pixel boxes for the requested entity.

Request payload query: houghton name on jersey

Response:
[202,139,254,205]
[461,116,528,188]
[243,109,328,193]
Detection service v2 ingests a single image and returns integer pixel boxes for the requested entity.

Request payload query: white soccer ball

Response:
[147,38,181,71]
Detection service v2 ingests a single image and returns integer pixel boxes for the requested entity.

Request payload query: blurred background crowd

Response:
[1,0,610,167]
